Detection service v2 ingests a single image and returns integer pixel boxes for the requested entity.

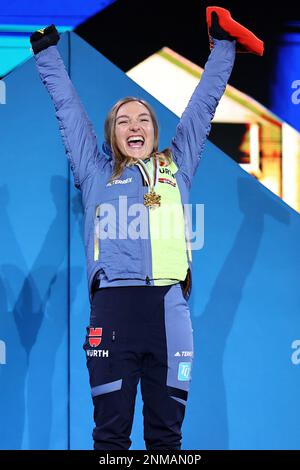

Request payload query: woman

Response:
[30,8,261,450]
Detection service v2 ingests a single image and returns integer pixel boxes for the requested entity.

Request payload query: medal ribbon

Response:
[135,153,159,191]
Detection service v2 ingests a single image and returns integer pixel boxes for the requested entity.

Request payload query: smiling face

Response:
[114,101,155,160]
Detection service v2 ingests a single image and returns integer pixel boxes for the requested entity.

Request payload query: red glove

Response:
[206,6,264,56]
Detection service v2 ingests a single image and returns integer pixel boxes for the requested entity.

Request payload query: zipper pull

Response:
[145,276,151,285]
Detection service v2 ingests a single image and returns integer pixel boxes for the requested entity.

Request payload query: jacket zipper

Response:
[139,168,152,285]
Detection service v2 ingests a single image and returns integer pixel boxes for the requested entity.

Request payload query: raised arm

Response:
[31,25,102,190]
[171,7,264,188]
[171,37,236,188]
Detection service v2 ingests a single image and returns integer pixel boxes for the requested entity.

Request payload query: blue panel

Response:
[0,35,70,449]
[0,0,115,25]
[0,37,31,77]
[0,28,72,79]
[0,0,115,76]
[270,31,300,132]
[68,32,300,450]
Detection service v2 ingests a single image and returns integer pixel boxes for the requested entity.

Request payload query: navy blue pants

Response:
[83,283,194,450]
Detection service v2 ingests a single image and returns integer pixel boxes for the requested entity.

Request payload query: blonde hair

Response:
[104,97,172,181]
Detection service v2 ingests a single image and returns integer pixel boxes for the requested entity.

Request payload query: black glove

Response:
[30,24,60,54]
[209,12,233,41]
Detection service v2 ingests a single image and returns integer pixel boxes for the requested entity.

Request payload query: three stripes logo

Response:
[88,327,103,348]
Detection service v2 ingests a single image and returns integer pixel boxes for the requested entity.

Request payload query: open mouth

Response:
[127,135,145,148]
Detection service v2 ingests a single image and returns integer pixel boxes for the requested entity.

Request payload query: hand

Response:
[30,24,60,54]
[206,7,264,55]
[209,12,233,42]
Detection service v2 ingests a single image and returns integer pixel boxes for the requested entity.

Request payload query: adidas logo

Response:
[174,351,193,357]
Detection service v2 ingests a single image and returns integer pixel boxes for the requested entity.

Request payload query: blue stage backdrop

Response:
[270,31,300,133]
[0,32,300,450]
[0,0,116,76]
[0,0,115,26]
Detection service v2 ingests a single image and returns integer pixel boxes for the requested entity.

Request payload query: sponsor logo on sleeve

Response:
[178,362,191,381]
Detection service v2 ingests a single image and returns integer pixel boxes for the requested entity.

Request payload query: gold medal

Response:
[144,189,161,208]
[136,153,161,209]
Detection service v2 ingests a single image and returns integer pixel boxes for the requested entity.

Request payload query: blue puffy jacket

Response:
[34,39,236,303]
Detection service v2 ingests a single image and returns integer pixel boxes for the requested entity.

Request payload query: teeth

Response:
[127,135,144,143]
